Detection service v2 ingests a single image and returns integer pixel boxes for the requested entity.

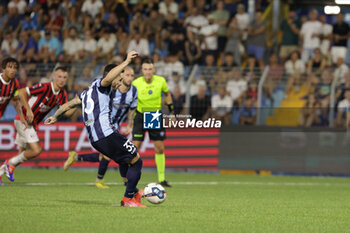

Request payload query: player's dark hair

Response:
[103,64,117,78]
[55,66,67,73]
[142,58,153,65]
[1,57,19,69]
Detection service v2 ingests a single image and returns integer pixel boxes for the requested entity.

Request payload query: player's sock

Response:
[78,153,99,162]
[124,158,142,198]
[155,153,165,182]
[119,163,129,180]
[9,152,27,167]
[96,157,110,180]
[0,164,5,177]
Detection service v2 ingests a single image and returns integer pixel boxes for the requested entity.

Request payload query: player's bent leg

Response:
[132,140,142,150]
[95,156,111,189]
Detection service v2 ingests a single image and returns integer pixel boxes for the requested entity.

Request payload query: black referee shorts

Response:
[132,111,166,141]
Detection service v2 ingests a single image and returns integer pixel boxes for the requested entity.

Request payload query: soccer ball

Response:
[144,183,167,204]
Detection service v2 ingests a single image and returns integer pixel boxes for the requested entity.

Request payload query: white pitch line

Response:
[3,181,349,187]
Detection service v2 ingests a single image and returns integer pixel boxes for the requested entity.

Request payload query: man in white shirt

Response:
[167,73,186,94]
[63,27,83,62]
[127,32,149,57]
[159,0,178,18]
[226,73,247,101]
[81,0,104,19]
[234,4,250,41]
[163,55,184,79]
[82,30,97,58]
[319,14,333,56]
[184,7,208,34]
[334,57,349,84]
[200,15,219,55]
[212,87,232,125]
[300,9,323,62]
[95,30,116,63]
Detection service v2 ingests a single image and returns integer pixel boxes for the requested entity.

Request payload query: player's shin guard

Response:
[155,153,165,182]
[124,158,142,198]
[97,157,110,180]
[78,153,100,162]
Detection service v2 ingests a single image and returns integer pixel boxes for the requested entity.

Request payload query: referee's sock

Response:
[77,153,99,162]
[97,157,110,180]
[155,153,165,182]
[124,158,142,198]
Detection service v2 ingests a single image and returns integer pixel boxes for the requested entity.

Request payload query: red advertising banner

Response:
[0,122,219,170]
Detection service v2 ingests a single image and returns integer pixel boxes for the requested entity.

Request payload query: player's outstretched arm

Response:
[45,96,82,125]
[101,51,138,87]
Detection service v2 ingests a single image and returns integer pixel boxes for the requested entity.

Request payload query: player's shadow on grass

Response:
[57,199,111,206]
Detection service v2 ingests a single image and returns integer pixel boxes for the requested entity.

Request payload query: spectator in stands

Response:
[209,0,229,63]
[145,9,163,49]
[81,0,104,19]
[21,11,39,32]
[17,30,38,63]
[315,69,332,118]
[152,52,166,77]
[184,7,208,35]
[63,6,83,40]
[167,72,186,94]
[243,55,260,81]
[0,5,8,34]
[94,29,116,63]
[58,0,72,19]
[117,32,129,57]
[234,96,256,125]
[38,29,62,63]
[172,86,186,115]
[164,55,185,79]
[279,9,300,63]
[159,0,178,18]
[336,89,350,128]
[225,17,242,66]
[331,12,349,64]
[185,30,202,65]
[5,6,22,34]
[200,53,218,81]
[300,94,321,127]
[190,78,206,96]
[74,65,94,91]
[211,86,232,125]
[8,0,27,15]
[127,32,150,58]
[334,57,349,83]
[110,0,129,27]
[285,51,305,76]
[168,32,185,58]
[221,52,235,74]
[190,84,211,120]
[199,15,219,60]
[1,30,18,57]
[129,11,145,36]
[63,27,83,63]
[101,12,120,34]
[81,30,97,60]
[45,5,64,35]
[234,4,250,43]
[162,13,182,36]
[319,14,332,57]
[247,81,258,100]
[300,9,322,62]
[307,48,326,76]
[226,67,247,103]
[267,54,283,81]
[247,10,267,69]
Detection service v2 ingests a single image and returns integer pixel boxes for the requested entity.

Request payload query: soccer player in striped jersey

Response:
[0,57,27,185]
[0,67,73,182]
[63,66,138,189]
[45,51,146,207]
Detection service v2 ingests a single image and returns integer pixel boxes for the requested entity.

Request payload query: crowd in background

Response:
[1,0,350,127]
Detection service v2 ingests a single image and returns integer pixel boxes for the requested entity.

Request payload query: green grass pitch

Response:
[0,169,349,233]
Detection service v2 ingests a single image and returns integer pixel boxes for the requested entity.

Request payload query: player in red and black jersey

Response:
[0,67,75,182]
[0,57,26,124]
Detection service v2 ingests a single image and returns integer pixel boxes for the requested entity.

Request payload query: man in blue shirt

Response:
[38,30,62,62]
[45,51,146,207]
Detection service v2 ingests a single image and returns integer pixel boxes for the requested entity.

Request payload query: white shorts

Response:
[14,120,39,148]
[331,46,347,63]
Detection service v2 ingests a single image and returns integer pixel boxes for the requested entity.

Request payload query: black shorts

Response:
[92,132,138,164]
[132,111,166,141]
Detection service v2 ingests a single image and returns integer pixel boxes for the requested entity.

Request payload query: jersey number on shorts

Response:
[82,89,95,114]
[123,140,136,154]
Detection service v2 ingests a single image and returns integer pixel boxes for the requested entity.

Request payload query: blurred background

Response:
[1,0,350,174]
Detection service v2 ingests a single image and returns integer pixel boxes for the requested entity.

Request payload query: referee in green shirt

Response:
[132,59,174,187]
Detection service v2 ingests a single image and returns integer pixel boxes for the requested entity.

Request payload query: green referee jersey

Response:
[132,75,169,113]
